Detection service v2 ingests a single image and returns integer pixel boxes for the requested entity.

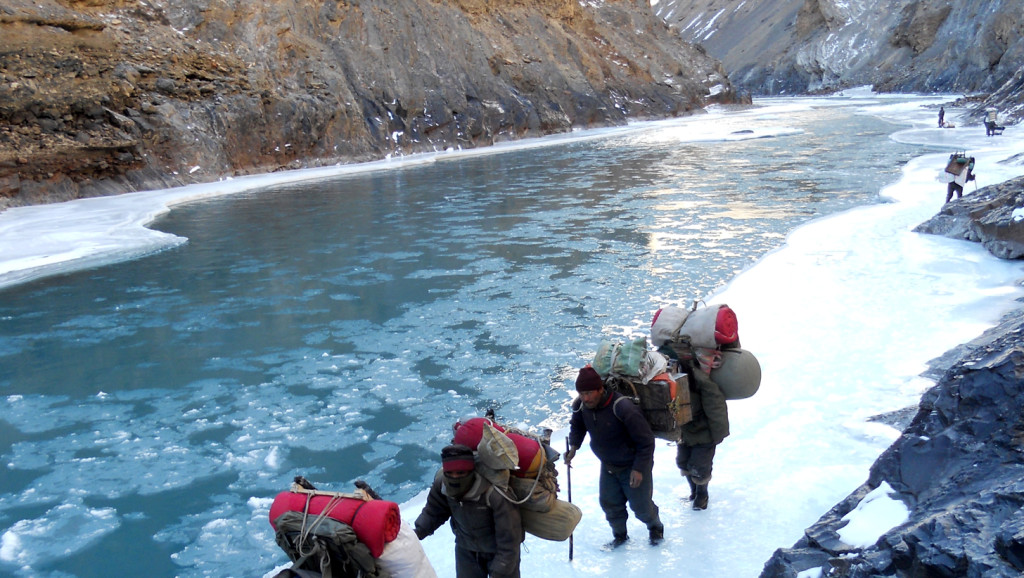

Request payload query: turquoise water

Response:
[0,101,927,576]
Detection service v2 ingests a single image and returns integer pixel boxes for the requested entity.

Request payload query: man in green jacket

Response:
[676,365,730,510]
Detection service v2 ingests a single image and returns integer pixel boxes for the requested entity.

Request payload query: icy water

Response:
[0,99,928,576]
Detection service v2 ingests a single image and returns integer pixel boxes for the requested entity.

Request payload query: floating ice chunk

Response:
[0,500,119,569]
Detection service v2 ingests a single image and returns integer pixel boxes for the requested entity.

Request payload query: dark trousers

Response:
[455,546,520,578]
[677,442,717,484]
[946,182,963,203]
[598,464,662,536]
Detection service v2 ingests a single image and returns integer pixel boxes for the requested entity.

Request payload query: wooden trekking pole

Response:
[566,437,574,561]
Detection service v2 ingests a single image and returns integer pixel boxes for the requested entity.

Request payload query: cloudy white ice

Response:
[2,91,1023,577]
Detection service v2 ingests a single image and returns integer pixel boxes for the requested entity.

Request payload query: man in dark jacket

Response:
[565,366,664,547]
[414,444,524,578]
[676,363,730,510]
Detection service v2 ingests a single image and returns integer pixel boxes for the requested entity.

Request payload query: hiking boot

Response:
[648,526,664,546]
[685,476,697,501]
[605,532,629,549]
[693,484,709,510]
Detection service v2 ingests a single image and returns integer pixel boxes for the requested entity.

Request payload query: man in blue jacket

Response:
[565,366,664,547]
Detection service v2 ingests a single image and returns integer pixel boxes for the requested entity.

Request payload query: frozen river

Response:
[4,93,1015,577]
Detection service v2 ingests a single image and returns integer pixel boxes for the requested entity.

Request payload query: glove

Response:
[563,446,577,466]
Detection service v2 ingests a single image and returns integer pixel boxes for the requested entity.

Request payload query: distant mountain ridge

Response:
[657,0,1024,124]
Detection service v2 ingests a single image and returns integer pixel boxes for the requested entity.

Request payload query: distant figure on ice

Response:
[414,444,524,578]
[938,106,945,128]
[985,107,1001,136]
[564,366,664,547]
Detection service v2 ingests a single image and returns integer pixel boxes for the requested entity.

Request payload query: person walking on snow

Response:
[673,365,730,510]
[414,444,524,578]
[938,106,945,128]
[944,155,976,203]
[985,107,999,136]
[564,366,665,548]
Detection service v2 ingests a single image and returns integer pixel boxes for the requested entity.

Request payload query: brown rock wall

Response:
[0,0,741,210]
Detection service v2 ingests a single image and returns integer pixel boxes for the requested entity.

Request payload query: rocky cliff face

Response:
[915,174,1024,259]
[761,305,1024,577]
[0,0,741,210]
[760,177,1024,577]
[656,0,1024,125]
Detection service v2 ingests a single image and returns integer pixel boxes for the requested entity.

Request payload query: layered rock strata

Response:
[0,0,741,210]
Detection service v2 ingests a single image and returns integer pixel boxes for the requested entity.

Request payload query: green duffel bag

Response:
[592,336,658,379]
[519,498,582,542]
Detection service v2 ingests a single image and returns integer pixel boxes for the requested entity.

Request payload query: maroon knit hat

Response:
[575,366,604,392]
[441,444,475,473]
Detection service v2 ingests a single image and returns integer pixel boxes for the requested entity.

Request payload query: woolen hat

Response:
[441,444,476,472]
[575,366,604,392]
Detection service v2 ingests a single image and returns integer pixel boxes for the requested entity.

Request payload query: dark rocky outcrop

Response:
[656,0,1024,125]
[915,173,1024,259]
[0,0,743,210]
[761,306,1024,578]
[761,178,1024,577]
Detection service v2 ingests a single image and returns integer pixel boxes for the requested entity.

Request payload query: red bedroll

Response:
[452,417,544,478]
[269,492,401,558]
[507,432,544,478]
[452,417,506,448]
[715,305,739,345]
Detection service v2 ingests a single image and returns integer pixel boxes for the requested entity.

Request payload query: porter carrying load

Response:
[450,416,581,541]
[943,151,976,203]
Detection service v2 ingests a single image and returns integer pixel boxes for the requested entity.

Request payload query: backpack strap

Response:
[484,483,505,506]
[611,395,629,422]
[347,499,369,530]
